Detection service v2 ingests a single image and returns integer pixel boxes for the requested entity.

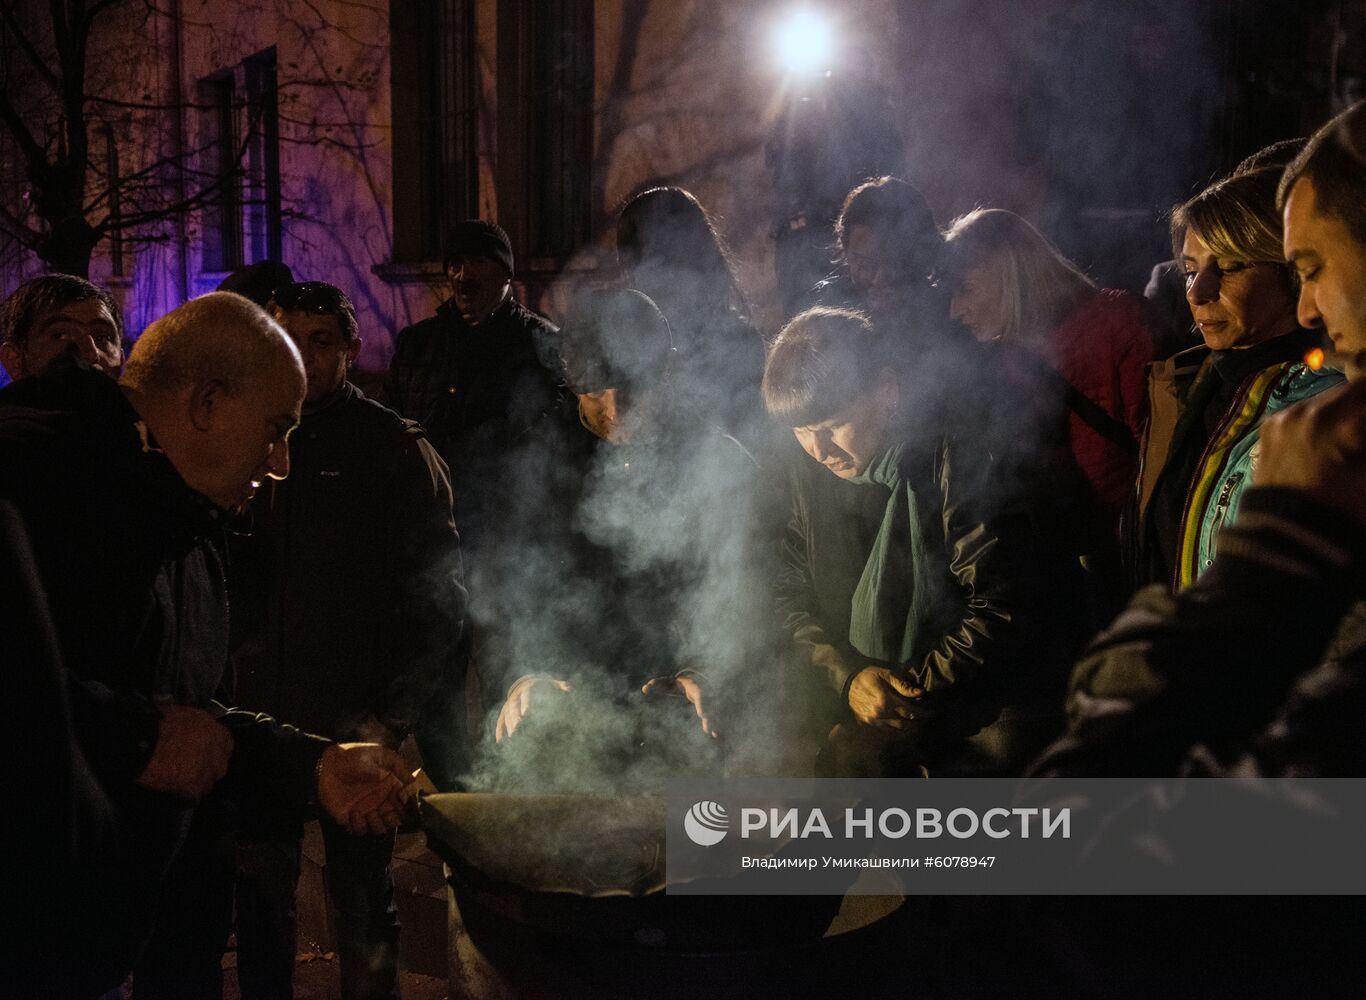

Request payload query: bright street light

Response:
[775,8,835,77]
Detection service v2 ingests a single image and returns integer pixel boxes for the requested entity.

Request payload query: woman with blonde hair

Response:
[1122,161,1342,590]
[945,208,1156,543]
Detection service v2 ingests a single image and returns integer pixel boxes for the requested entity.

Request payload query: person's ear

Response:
[0,341,24,380]
[346,338,362,368]
[188,379,227,432]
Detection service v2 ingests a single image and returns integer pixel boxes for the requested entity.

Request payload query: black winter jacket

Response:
[777,428,1085,775]
[0,366,327,995]
[1034,487,1366,778]
[383,295,560,551]
[229,381,466,741]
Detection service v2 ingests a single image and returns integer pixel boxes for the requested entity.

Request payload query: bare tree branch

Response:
[0,86,49,166]
[0,196,40,246]
[0,2,62,91]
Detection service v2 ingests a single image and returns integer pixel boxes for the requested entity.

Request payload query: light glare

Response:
[776,9,833,76]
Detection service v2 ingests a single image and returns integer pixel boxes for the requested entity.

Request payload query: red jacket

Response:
[1044,289,1155,516]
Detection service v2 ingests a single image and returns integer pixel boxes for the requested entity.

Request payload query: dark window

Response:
[199,74,243,272]
[527,0,593,260]
[498,0,593,264]
[243,50,283,263]
[197,49,282,273]
[391,0,478,263]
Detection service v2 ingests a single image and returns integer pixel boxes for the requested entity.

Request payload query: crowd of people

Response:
[9,96,1366,998]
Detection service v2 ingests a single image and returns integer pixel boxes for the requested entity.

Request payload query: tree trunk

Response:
[36,218,99,278]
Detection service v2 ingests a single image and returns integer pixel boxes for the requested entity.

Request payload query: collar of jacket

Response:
[436,292,518,331]
[1210,326,1321,382]
[1150,327,1322,393]
[1147,341,1211,393]
[301,379,359,421]
[11,364,222,533]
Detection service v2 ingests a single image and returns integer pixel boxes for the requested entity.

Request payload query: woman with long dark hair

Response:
[616,186,767,442]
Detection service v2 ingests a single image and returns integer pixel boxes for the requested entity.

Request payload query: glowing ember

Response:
[1305,347,1326,372]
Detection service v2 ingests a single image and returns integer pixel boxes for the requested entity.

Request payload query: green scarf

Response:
[848,442,930,665]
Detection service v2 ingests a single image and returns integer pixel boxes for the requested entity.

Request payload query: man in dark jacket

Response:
[228,281,466,1000]
[766,307,1084,777]
[3,292,409,999]
[383,219,560,555]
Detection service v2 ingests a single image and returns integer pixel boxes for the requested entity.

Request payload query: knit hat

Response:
[443,220,514,275]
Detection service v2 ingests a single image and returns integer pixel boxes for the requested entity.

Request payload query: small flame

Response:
[1305,347,1326,372]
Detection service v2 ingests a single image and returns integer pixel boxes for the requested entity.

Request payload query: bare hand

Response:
[847,667,922,729]
[642,672,720,739]
[317,743,409,835]
[136,704,234,801]
[494,675,572,743]
[1256,380,1366,522]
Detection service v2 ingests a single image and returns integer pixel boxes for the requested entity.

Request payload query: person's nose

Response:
[266,438,291,481]
[1187,266,1219,306]
[1296,283,1324,331]
[810,430,834,462]
[67,331,100,364]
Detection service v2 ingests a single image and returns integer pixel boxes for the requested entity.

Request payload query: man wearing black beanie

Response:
[383,219,560,788]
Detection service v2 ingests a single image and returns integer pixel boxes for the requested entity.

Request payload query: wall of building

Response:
[8,0,1357,370]
[70,0,904,368]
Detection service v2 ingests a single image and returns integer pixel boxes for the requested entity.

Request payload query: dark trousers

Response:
[236,817,400,1000]
[133,809,237,1000]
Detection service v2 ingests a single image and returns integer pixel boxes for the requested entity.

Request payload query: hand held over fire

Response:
[495,674,574,743]
[641,671,720,739]
[317,742,410,836]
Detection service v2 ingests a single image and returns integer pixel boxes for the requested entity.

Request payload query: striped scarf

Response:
[1173,362,1291,588]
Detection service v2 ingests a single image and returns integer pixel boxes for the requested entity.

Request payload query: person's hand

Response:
[352,714,401,750]
[494,675,572,743]
[136,703,234,801]
[847,667,922,729]
[642,672,719,739]
[317,743,409,836]
[1256,380,1366,523]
